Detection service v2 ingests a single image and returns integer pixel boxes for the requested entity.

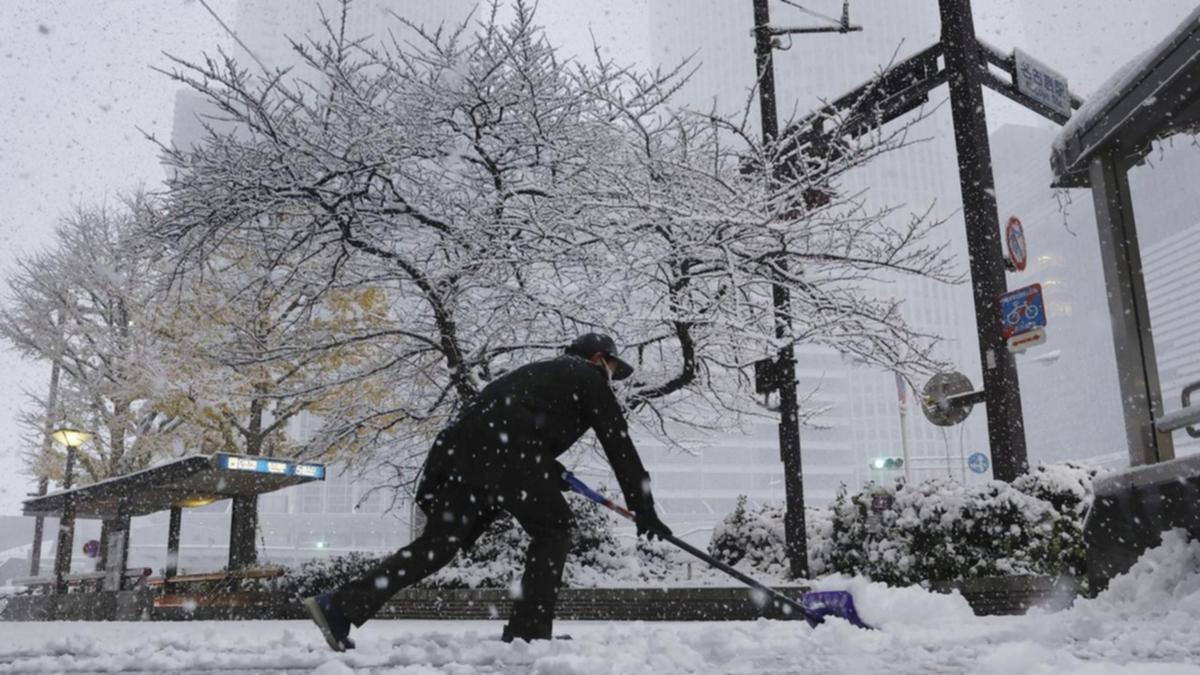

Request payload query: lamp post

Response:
[50,427,93,595]
[29,361,61,577]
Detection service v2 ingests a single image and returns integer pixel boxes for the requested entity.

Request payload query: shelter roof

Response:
[1052,8,1200,186]
[21,454,326,520]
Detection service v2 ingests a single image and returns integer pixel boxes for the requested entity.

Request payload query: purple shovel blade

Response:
[801,590,872,630]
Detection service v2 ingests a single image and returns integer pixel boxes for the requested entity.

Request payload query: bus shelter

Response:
[19,453,325,594]
[1051,8,1200,591]
[1051,7,1200,466]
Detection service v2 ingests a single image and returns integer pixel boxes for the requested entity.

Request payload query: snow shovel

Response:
[564,472,872,629]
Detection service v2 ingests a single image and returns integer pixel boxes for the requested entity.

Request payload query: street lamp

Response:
[50,426,92,594]
[51,428,93,449]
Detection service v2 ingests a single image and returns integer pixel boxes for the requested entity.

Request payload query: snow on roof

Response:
[1053,6,1200,177]
[33,454,208,503]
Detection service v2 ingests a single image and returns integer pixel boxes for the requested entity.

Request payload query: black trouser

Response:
[329,477,574,637]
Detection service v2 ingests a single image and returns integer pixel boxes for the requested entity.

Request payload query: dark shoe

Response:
[301,593,355,652]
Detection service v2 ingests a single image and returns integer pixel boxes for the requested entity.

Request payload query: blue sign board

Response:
[215,453,326,480]
[999,283,1046,339]
[968,452,991,475]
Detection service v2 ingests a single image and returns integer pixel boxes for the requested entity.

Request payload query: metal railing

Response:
[1155,381,1200,438]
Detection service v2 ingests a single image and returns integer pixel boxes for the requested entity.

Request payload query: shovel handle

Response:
[563,471,814,620]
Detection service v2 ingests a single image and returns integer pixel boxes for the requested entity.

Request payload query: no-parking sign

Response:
[1006,216,1027,272]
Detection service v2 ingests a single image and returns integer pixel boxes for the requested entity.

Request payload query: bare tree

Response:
[149,0,960,496]
[0,196,176,484]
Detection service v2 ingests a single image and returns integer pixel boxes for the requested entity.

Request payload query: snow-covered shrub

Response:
[708,496,832,578]
[827,464,1100,584]
[709,463,1101,584]
[277,551,383,597]
[1011,462,1101,578]
[271,491,695,593]
[1012,462,1099,520]
[427,491,628,589]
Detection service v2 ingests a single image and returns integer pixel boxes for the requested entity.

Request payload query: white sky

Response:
[0,0,1195,516]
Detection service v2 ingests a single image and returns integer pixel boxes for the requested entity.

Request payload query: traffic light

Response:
[869,457,905,470]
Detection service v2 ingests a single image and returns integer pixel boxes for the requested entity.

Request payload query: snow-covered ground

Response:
[3,531,1200,674]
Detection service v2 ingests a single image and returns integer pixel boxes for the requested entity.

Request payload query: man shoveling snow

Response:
[302,333,672,650]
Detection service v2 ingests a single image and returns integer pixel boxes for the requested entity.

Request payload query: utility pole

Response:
[755,1,1069,485]
[751,0,859,579]
[938,0,1028,481]
[752,0,807,580]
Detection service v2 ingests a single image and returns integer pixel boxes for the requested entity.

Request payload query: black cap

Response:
[566,333,634,380]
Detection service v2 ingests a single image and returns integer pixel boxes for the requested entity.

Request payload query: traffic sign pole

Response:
[940,0,1029,483]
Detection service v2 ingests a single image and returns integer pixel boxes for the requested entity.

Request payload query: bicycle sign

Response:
[999,283,1046,340]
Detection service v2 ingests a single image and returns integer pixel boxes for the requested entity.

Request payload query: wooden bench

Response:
[145,567,288,614]
[145,566,285,587]
[8,568,152,594]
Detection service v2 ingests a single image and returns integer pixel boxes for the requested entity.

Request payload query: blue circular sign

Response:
[968,452,991,474]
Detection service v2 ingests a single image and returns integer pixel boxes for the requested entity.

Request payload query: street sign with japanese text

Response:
[999,283,1047,340]
[1014,48,1072,118]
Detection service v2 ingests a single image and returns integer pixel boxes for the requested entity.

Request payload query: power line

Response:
[196,0,271,73]
[779,0,843,28]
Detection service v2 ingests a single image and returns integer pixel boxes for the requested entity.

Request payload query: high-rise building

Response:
[1129,139,1200,460]
[989,124,1128,466]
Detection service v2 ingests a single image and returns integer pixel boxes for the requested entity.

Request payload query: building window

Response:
[299,483,324,513]
[327,484,351,513]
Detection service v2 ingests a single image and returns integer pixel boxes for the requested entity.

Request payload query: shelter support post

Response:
[228,495,258,570]
[166,506,182,578]
[103,501,131,591]
[28,477,48,577]
[1087,153,1174,465]
[52,445,78,595]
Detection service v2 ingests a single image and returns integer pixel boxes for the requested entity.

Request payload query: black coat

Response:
[417,354,654,513]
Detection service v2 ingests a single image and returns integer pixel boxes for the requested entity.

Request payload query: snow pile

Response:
[988,528,1200,671]
[1074,528,1200,621]
[809,572,977,631]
